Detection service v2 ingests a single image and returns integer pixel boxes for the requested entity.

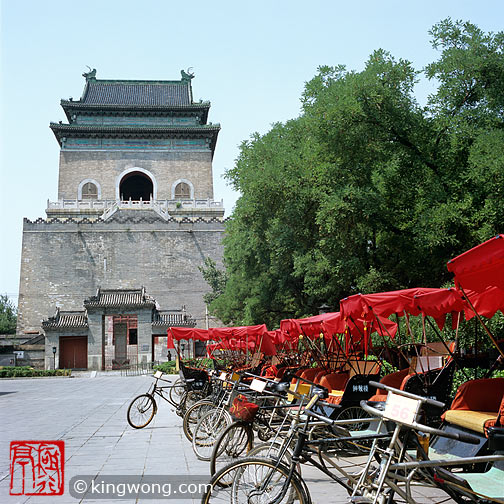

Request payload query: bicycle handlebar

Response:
[368,381,445,410]
[360,400,480,445]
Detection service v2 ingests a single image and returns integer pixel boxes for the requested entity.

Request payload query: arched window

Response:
[82,182,98,200]
[174,182,191,199]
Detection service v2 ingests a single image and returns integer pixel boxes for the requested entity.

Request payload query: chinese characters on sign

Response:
[10,441,64,495]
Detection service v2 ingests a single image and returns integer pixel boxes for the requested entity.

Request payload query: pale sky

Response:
[1,0,502,306]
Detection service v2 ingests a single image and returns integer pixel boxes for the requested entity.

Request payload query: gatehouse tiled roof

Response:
[152,311,196,328]
[84,287,156,309]
[42,310,88,331]
[83,80,191,106]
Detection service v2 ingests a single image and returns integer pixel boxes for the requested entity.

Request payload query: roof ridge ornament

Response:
[181,68,194,82]
[83,66,97,81]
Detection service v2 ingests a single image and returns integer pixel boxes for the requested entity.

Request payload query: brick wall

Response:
[57,150,215,200]
[17,217,225,334]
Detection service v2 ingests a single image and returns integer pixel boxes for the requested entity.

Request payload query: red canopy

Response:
[279,318,302,340]
[412,288,468,330]
[447,235,504,292]
[209,324,268,340]
[463,286,504,321]
[340,288,441,321]
[206,331,277,356]
[280,312,397,357]
[167,327,210,348]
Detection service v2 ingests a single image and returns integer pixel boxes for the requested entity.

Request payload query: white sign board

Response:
[250,378,267,392]
[384,392,421,425]
[154,370,163,378]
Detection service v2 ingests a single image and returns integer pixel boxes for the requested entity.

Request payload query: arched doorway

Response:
[119,171,153,201]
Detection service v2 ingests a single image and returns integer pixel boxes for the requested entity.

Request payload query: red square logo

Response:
[10,441,64,495]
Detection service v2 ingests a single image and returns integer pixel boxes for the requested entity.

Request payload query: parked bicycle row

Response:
[126,234,504,502]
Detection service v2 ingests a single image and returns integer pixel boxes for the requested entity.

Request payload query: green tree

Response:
[198,257,228,306]
[206,19,504,328]
[0,294,17,334]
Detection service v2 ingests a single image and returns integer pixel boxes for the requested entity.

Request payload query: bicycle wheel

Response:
[127,394,156,429]
[210,421,253,479]
[335,405,374,452]
[192,408,232,461]
[201,457,309,503]
[183,400,214,442]
[184,390,207,410]
[248,441,299,475]
[169,378,185,405]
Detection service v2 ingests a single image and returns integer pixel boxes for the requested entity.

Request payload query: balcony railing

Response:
[47,198,224,211]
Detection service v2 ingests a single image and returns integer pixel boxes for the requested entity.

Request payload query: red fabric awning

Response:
[279,318,302,340]
[258,332,277,356]
[447,235,504,292]
[209,324,268,341]
[413,288,468,330]
[298,312,345,338]
[167,327,210,347]
[463,286,504,320]
[340,288,441,321]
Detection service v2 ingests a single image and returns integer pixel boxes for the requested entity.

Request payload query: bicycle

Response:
[127,370,206,428]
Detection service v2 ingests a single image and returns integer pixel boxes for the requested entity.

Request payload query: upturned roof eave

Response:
[50,123,220,132]
[49,123,219,147]
[61,101,211,123]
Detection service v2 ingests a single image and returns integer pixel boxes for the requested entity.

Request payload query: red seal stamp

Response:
[10,440,64,495]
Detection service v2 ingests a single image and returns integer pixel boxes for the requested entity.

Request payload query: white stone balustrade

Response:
[47,198,224,210]
[46,198,225,220]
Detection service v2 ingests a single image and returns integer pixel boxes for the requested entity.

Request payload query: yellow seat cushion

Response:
[330,390,344,397]
[443,410,498,434]
[287,382,311,401]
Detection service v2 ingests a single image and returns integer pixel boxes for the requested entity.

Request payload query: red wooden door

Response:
[59,336,88,369]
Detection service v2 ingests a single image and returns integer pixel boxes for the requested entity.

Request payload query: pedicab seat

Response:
[443,410,498,435]
[441,377,504,436]
[319,372,350,405]
[368,367,410,402]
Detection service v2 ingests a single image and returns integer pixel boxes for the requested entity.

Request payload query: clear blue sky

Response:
[1,0,502,307]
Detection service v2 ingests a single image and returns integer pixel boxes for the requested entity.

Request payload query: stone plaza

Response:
[0,374,455,504]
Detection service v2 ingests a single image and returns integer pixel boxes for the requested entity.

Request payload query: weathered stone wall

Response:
[57,150,215,200]
[17,216,225,334]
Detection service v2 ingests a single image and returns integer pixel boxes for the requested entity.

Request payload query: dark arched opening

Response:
[120,171,153,201]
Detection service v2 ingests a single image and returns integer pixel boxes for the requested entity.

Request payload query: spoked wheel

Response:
[192,409,232,461]
[182,400,214,442]
[201,457,309,503]
[335,405,374,452]
[127,394,157,428]
[210,421,254,480]
[169,378,185,405]
[248,441,300,475]
[184,390,206,410]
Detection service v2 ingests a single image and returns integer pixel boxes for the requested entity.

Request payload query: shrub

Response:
[0,366,71,378]
[153,361,178,374]
[450,367,504,397]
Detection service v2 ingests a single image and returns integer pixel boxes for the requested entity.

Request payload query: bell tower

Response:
[17,70,226,369]
[47,69,223,220]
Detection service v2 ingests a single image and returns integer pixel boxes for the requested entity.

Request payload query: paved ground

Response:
[0,374,455,504]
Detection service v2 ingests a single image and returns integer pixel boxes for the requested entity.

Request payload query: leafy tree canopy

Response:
[204,19,504,328]
[0,294,17,334]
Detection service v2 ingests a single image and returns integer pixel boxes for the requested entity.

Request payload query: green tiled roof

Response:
[83,80,191,106]
[49,122,220,154]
